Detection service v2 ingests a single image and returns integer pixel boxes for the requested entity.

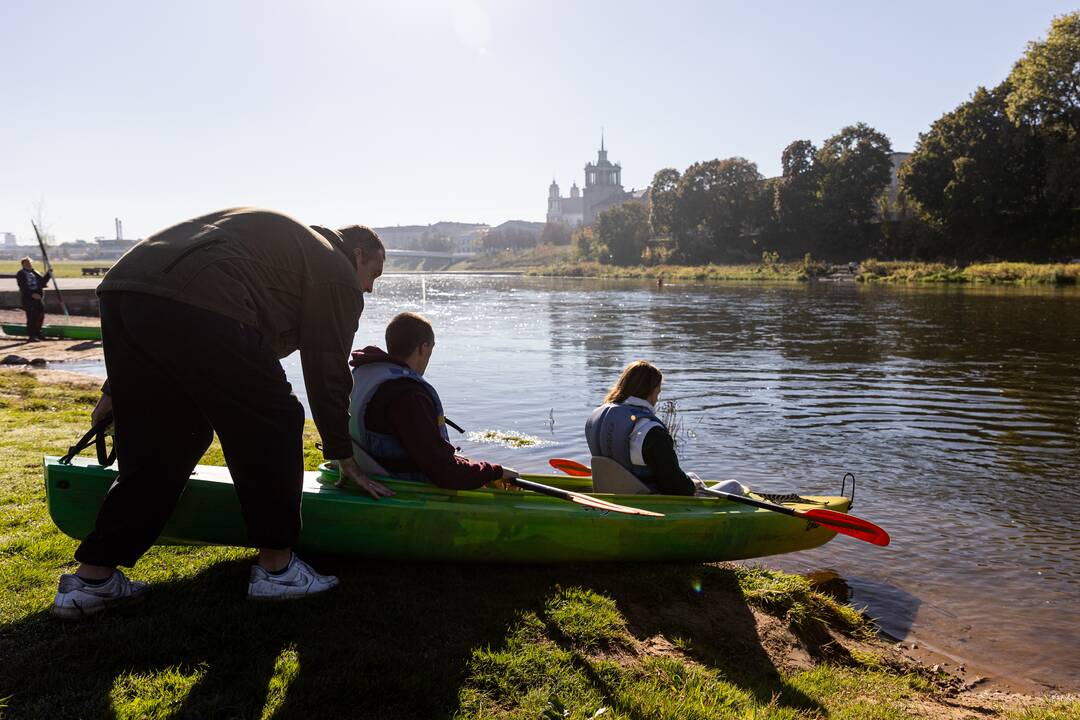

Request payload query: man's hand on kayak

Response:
[492,466,519,490]
[335,456,394,499]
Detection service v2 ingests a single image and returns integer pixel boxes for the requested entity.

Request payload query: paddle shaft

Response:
[31,220,68,318]
[510,476,587,502]
[698,487,800,516]
[507,477,663,517]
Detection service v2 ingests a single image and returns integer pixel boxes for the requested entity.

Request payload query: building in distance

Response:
[547,134,650,228]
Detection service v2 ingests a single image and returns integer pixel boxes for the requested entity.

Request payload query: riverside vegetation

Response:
[450,245,1080,285]
[1,369,1078,718]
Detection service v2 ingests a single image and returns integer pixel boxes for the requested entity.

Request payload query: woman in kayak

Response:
[585,360,696,496]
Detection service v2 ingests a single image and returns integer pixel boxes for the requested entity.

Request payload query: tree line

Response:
[573,12,1079,266]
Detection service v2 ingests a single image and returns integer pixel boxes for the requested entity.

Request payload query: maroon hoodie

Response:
[349,346,503,490]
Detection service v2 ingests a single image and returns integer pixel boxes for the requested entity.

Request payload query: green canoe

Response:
[2,323,102,341]
[44,456,850,563]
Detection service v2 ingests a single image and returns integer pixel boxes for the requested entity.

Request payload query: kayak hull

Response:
[2,323,102,341]
[44,457,850,563]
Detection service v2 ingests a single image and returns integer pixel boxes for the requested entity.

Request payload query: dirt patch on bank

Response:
[0,337,104,363]
[0,309,104,363]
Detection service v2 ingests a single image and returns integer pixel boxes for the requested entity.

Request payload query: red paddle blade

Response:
[800,508,890,546]
[549,458,592,477]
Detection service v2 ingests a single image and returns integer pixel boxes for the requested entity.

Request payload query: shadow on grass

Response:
[0,559,821,719]
[555,564,823,713]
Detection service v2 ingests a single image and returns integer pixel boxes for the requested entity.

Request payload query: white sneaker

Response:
[247,554,339,601]
[52,570,148,620]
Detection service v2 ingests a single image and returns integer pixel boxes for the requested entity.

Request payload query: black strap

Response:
[60,416,116,467]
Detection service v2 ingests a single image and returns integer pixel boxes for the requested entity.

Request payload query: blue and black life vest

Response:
[348,361,448,479]
[584,398,667,480]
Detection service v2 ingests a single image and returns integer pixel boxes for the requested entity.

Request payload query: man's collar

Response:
[310,225,352,261]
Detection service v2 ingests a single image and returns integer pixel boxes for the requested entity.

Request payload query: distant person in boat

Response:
[16,256,52,342]
[53,207,392,619]
[348,312,519,489]
[586,360,697,496]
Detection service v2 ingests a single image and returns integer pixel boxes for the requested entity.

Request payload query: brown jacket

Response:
[99,207,364,459]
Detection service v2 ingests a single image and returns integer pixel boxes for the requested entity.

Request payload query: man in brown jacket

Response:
[53,207,392,618]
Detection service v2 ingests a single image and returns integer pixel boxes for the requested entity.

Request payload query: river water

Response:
[67,274,1080,691]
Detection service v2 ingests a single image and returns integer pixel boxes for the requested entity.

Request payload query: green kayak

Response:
[44,456,851,563]
[2,323,102,341]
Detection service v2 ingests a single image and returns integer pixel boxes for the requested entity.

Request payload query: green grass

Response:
[1005,699,1080,719]
[858,259,1080,284]
[0,370,1070,718]
[734,566,872,639]
[468,429,548,448]
[0,259,113,279]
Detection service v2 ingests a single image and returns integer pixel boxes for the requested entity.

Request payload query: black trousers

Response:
[24,299,45,338]
[75,292,306,568]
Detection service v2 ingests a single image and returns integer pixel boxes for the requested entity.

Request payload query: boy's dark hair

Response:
[338,225,385,259]
[386,312,435,358]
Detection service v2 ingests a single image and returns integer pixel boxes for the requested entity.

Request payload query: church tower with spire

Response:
[582,131,625,224]
[546,179,562,224]
[545,131,640,228]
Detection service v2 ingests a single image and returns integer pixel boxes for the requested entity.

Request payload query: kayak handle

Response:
[841,472,855,509]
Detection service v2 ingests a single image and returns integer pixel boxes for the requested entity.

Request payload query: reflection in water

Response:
[62,275,1080,691]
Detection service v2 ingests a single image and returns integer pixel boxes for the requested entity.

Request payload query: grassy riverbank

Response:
[448,247,1080,285]
[857,260,1080,284]
[527,260,822,282]
[0,259,112,279]
[449,246,823,281]
[1,369,1077,718]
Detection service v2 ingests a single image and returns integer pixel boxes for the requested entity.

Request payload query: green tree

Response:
[673,157,763,260]
[594,202,651,266]
[649,167,681,236]
[900,83,1045,257]
[816,123,893,228]
[774,140,819,232]
[1006,12,1080,223]
[481,226,538,252]
[1006,12,1080,136]
[572,226,605,261]
[539,221,572,246]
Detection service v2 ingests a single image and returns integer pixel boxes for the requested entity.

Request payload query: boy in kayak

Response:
[53,208,393,619]
[348,312,519,489]
[586,360,697,496]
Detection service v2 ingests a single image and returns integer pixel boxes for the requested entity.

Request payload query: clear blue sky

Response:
[1,0,1075,241]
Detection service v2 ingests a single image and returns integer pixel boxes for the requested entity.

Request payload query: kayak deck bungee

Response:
[2,323,102,341]
[44,456,851,563]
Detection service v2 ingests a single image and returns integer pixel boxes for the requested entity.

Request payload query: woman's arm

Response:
[641,427,696,496]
